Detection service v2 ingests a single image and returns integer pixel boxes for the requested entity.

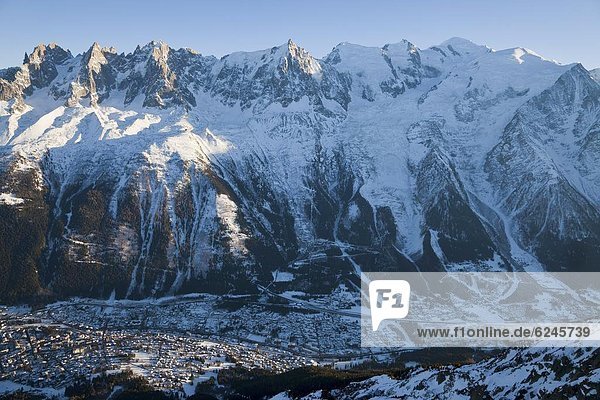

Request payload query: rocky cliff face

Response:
[0,38,598,301]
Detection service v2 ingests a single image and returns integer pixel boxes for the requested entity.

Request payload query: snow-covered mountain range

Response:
[1,37,599,301]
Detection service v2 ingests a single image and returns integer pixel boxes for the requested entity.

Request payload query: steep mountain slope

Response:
[0,38,598,301]
[271,347,600,399]
[486,64,600,271]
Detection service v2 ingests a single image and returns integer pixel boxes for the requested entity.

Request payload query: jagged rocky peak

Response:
[66,42,117,106]
[132,40,195,65]
[0,43,71,103]
[211,38,349,111]
[129,40,173,67]
[61,40,199,109]
[25,43,72,89]
[219,38,322,77]
[150,40,170,63]
[25,42,71,66]
[145,40,174,84]
[142,41,177,107]
[82,42,115,72]
[279,38,322,75]
[137,40,198,109]
[0,71,29,104]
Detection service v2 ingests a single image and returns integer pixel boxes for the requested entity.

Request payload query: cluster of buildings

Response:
[0,289,364,392]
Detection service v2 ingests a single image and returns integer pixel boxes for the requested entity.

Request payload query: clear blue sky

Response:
[1,0,598,69]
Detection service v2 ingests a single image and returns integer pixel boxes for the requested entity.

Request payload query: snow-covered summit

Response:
[436,36,491,57]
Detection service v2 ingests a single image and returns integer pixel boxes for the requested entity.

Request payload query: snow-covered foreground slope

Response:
[271,348,600,399]
[0,38,599,300]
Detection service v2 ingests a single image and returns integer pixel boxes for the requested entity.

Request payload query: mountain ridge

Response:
[0,37,598,301]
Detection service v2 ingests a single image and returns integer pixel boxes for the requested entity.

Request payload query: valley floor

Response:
[2,291,597,399]
[0,290,381,396]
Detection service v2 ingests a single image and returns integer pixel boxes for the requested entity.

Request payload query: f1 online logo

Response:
[369,280,411,331]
